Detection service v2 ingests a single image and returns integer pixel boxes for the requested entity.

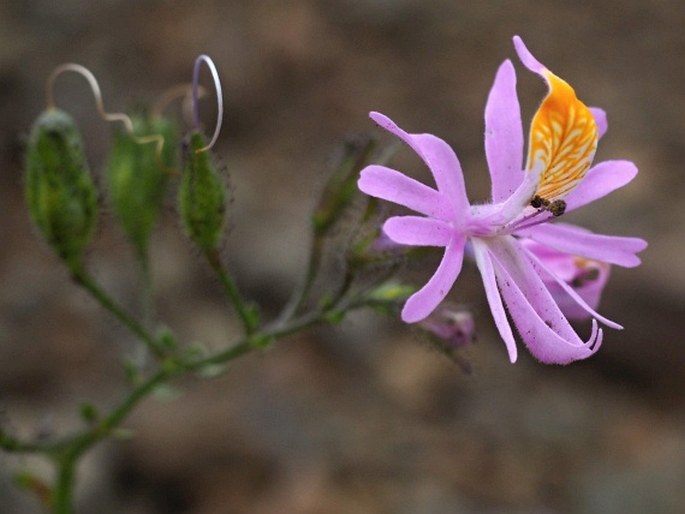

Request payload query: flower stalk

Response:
[70,267,166,359]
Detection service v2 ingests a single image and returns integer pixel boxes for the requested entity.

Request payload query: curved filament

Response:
[191,55,224,154]
[152,83,206,125]
[46,63,170,171]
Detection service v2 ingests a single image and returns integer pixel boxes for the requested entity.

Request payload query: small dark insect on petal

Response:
[530,195,550,209]
[548,200,566,217]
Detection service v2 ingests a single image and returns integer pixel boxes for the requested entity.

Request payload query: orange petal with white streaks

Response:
[526,70,598,201]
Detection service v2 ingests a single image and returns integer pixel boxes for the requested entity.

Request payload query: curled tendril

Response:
[151,83,207,125]
[45,63,171,171]
[191,55,223,154]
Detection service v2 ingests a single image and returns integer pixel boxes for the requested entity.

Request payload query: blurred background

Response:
[1,1,683,513]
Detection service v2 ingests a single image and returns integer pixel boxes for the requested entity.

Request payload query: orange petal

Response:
[526,70,598,201]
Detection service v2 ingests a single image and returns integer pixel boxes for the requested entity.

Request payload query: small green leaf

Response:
[324,309,345,325]
[14,470,51,505]
[122,358,142,386]
[79,403,98,423]
[152,384,183,402]
[111,428,135,440]
[195,363,226,379]
[250,334,275,350]
[156,325,178,351]
[245,304,261,332]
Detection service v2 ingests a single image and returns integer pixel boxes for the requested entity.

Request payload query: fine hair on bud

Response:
[25,108,98,271]
[106,115,177,259]
[178,131,226,252]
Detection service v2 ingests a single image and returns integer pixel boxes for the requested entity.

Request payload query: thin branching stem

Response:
[71,268,165,359]
[204,249,256,336]
[6,278,382,513]
[276,236,325,325]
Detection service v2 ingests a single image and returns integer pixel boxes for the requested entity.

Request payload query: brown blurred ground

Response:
[1,1,684,513]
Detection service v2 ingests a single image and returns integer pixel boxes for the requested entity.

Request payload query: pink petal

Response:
[383,216,452,247]
[401,235,466,323]
[564,160,638,212]
[513,35,546,75]
[369,112,469,222]
[551,263,611,321]
[472,239,518,362]
[523,245,622,329]
[476,166,541,228]
[518,223,647,268]
[358,165,452,219]
[520,239,612,320]
[589,107,608,139]
[488,237,602,364]
[519,239,578,281]
[485,59,524,202]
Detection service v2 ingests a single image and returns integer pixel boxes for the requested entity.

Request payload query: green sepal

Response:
[13,470,51,505]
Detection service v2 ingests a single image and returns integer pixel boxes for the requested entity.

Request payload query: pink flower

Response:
[357,36,647,364]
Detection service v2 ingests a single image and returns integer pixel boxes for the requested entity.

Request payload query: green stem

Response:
[0,431,48,454]
[71,268,164,358]
[50,367,170,513]
[44,310,325,512]
[190,309,326,369]
[276,236,324,325]
[205,250,256,336]
[51,455,76,514]
[8,295,380,513]
[137,248,155,331]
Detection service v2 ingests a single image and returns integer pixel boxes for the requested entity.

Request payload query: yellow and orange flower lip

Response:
[527,70,598,201]
[513,36,599,203]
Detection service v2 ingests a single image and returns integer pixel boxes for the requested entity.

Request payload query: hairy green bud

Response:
[25,109,98,271]
[106,116,176,258]
[312,135,376,237]
[178,131,226,251]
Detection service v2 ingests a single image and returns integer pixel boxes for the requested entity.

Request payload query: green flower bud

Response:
[178,131,226,251]
[312,135,376,237]
[24,109,98,271]
[363,280,416,315]
[106,115,176,258]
